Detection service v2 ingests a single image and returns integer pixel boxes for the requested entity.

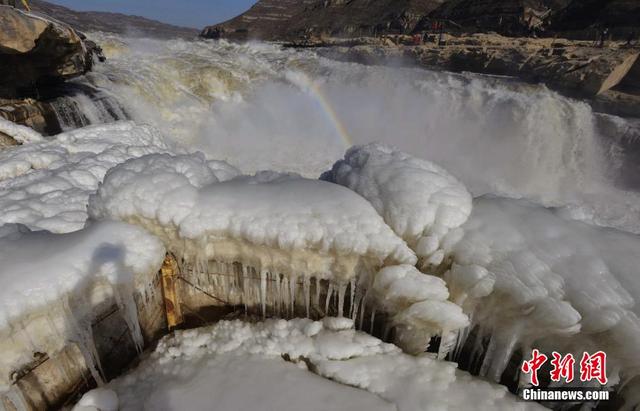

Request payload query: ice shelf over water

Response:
[94,319,543,411]
[322,144,472,267]
[89,155,417,280]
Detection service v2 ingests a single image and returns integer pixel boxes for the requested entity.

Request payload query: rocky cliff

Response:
[202,0,639,41]
[0,5,94,98]
[548,0,640,40]
[0,5,105,134]
[29,0,198,39]
[319,34,640,117]
[202,0,446,41]
[427,0,567,35]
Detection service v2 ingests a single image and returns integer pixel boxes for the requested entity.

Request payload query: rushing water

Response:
[57,33,640,234]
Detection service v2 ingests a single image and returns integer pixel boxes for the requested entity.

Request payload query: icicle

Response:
[479,334,497,378]
[275,273,282,316]
[313,278,321,312]
[349,278,356,319]
[325,284,334,315]
[289,274,298,317]
[486,326,522,382]
[260,269,267,318]
[437,329,456,360]
[359,290,370,330]
[337,283,346,317]
[242,265,249,314]
[114,284,144,353]
[63,297,105,385]
[303,275,311,318]
[351,294,361,323]
[282,276,290,316]
[369,307,377,334]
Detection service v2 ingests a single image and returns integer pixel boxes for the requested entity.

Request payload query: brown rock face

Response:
[549,0,640,40]
[0,5,92,98]
[201,0,445,41]
[427,0,565,36]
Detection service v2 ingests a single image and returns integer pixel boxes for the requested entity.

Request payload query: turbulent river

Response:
[57,34,640,234]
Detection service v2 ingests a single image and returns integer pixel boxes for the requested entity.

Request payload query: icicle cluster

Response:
[442,197,640,407]
[0,221,165,391]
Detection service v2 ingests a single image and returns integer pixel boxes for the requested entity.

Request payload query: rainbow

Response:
[287,72,354,149]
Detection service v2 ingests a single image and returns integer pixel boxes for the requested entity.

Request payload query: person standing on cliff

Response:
[598,26,609,48]
[626,30,637,47]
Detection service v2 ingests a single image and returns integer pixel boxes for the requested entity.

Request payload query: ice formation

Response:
[103,319,543,411]
[322,143,472,267]
[73,388,119,411]
[0,220,165,389]
[89,154,416,282]
[443,197,640,398]
[0,117,44,144]
[373,264,469,355]
[0,122,178,233]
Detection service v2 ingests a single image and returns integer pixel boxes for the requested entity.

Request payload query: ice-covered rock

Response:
[89,155,417,282]
[445,196,640,393]
[104,319,543,411]
[322,143,472,267]
[0,122,184,233]
[0,220,165,390]
[0,117,44,145]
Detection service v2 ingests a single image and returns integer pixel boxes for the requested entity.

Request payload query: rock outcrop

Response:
[427,0,567,36]
[201,0,446,41]
[318,34,640,116]
[0,5,94,98]
[548,0,640,40]
[201,0,315,40]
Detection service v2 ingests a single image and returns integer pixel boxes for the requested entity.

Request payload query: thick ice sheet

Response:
[89,155,417,274]
[104,319,543,411]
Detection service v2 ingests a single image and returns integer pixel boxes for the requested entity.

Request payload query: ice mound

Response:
[0,122,179,233]
[104,319,543,411]
[322,143,472,267]
[445,197,640,393]
[89,154,417,282]
[0,220,165,389]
